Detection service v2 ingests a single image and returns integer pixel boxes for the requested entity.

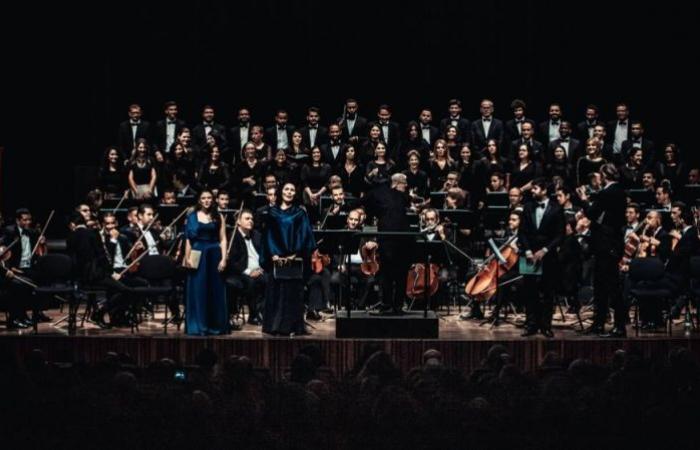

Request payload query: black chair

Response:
[132,255,179,334]
[628,258,673,336]
[687,256,700,330]
[224,275,247,330]
[34,254,76,334]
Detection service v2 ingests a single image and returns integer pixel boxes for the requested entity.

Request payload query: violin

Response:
[405,262,440,299]
[360,242,379,276]
[311,249,331,273]
[464,235,519,302]
[619,222,648,269]
[31,210,54,258]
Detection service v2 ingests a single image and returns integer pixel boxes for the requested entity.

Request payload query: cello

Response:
[464,235,519,302]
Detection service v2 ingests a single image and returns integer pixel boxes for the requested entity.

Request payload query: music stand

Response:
[483,207,510,231]
[438,209,476,244]
[412,237,452,317]
[429,191,447,209]
[313,229,361,317]
[486,192,509,208]
[627,189,655,207]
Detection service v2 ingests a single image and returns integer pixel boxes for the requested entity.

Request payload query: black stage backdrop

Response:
[1,0,697,234]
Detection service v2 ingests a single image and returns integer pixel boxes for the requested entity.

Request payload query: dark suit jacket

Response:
[620,138,655,168]
[666,228,700,279]
[606,119,632,148]
[338,115,368,142]
[299,125,329,149]
[378,121,401,159]
[538,120,565,147]
[264,125,296,151]
[152,118,186,153]
[320,141,346,170]
[228,124,251,158]
[583,182,627,255]
[418,124,441,146]
[192,122,228,156]
[104,234,131,268]
[548,137,582,163]
[118,120,151,157]
[576,120,602,141]
[471,118,504,151]
[2,224,39,269]
[504,118,536,144]
[66,227,110,282]
[439,116,471,144]
[519,200,564,255]
[227,229,263,276]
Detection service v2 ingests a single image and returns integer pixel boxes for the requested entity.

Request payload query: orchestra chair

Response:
[131,255,178,334]
[33,254,76,334]
[627,258,673,336]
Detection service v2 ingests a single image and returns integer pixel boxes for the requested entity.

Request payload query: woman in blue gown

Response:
[261,182,316,336]
[184,190,229,335]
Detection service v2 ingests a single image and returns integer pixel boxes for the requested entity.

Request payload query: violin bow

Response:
[225,201,244,258]
[123,213,160,262]
[159,206,191,239]
[30,210,55,257]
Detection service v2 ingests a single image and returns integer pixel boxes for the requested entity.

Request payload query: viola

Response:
[464,235,519,302]
[311,249,331,273]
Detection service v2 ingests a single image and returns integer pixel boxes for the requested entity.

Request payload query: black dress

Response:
[337,163,366,198]
[98,166,126,196]
[510,161,542,189]
[197,162,231,192]
[402,168,429,199]
[576,157,606,186]
[366,160,395,186]
[428,160,456,191]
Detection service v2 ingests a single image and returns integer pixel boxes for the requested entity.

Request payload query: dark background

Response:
[1,0,697,234]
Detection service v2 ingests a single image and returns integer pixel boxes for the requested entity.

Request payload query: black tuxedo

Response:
[440,116,471,143]
[537,120,564,147]
[504,118,536,143]
[264,125,296,152]
[471,117,504,151]
[519,199,564,332]
[153,118,186,153]
[510,138,545,162]
[576,120,602,141]
[338,115,368,142]
[118,120,151,157]
[192,122,228,156]
[620,138,655,168]
[377,121,401,159]
[104,233,132,270]
[320,141,346,170]
[548,137,582,163]
[606,119,632,145]
[2,224,39,270]
[226,229,266,320]
[299,125,329,149]
[418,124,441,146]
[228,124,252,159]
[583,182,627,328]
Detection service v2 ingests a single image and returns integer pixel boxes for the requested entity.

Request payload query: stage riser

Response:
[2,336,699,381]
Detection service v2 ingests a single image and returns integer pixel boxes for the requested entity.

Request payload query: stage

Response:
[2,307,700,379]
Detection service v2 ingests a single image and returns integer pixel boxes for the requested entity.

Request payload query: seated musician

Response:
[226,209,266,326]
[161,189,177,205]
[320,184,354,228]
[125,204,161,255]
[120,206,139,236]
[330,208,379,309]
[1,208,48,328]
[255,186,276,234]
[216,189,231,212]
[665,202,700,319]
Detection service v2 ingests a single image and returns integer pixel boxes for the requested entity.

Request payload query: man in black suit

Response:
[228,107,252,162]
[192,105,228,159]
[538,103,563,147]
[607,102,632,163]
[666,202,700,318]
[320,123,345,170]
[153,101,186,157]
[519,179,564,337]
[577,164,628,336]
[620,121,655,168]
[299,106,329,149]
[376,104,401,160]
[576,104,602,141]
[548,121,581,163]
[510,121,545,161]
[226,209,266,325]
[117,104,151,158]
[418,108,440,147]
[363,173,411,314]
[338,98,368,144]
[439,98,471,144]
[1,208,47,328]
[470,99,504,151]
[504,98,536,144]
[264,109,296,152]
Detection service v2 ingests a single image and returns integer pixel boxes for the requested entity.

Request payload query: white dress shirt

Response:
[19,230,31,269]
[239,125,249,149]
[346,117,356,135]
[549,121,561,142]
[535,198,549,229]
[308,127,318,147]
[241,231,261,275]
[482,117,491,137]
[165,121,176,152]
[381,124,390,145]
[111,238,126,269]
[204,122,212,137]
[421,126,431,144]
[277,127,289,149]
[613,121,628,153]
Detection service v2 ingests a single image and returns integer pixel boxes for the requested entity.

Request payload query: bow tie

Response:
[331,141,340,146]
[203,122,213,127]
[243,235,251,240]
[167,120,177,125]
[422,125,431,130]
[380,122,389,127]
[308,125,318,129]
[633,138,641,143]
[131,121,140,126]
[515,119,524,123]
[278,126,286,130]
[560,138,569,142]
[626,226,635,230]
[482,118,491,122]
[240,123,249,128]
[551,121,560,126]
[537,202,546,209]
[619,121,627,125]
[346,114,356,120]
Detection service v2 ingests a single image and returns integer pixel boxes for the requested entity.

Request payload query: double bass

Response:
[464,235,519,302]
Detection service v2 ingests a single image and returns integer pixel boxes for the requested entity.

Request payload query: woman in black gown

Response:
[261,182,316,336]
[337,145,366,198]
[98,146,127,198]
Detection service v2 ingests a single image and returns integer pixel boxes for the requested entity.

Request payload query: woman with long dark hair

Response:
[261,182,316,336]
[184,190,228,335]
[337,144,366,198]
[127,138,157,200]
[365,142,395,187]
[196,145,231,194]
[98,146,127,198]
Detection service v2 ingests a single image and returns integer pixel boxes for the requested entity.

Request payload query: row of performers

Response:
[3,168,699,336]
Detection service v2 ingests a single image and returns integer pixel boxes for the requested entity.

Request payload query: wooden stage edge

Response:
[2,310,700,380]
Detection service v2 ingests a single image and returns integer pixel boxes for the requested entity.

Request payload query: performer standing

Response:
[183,190,228,335]
[519,179,564,337]
[364,173,411,315]
[577,164,627,337]
[261,182,316,336]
